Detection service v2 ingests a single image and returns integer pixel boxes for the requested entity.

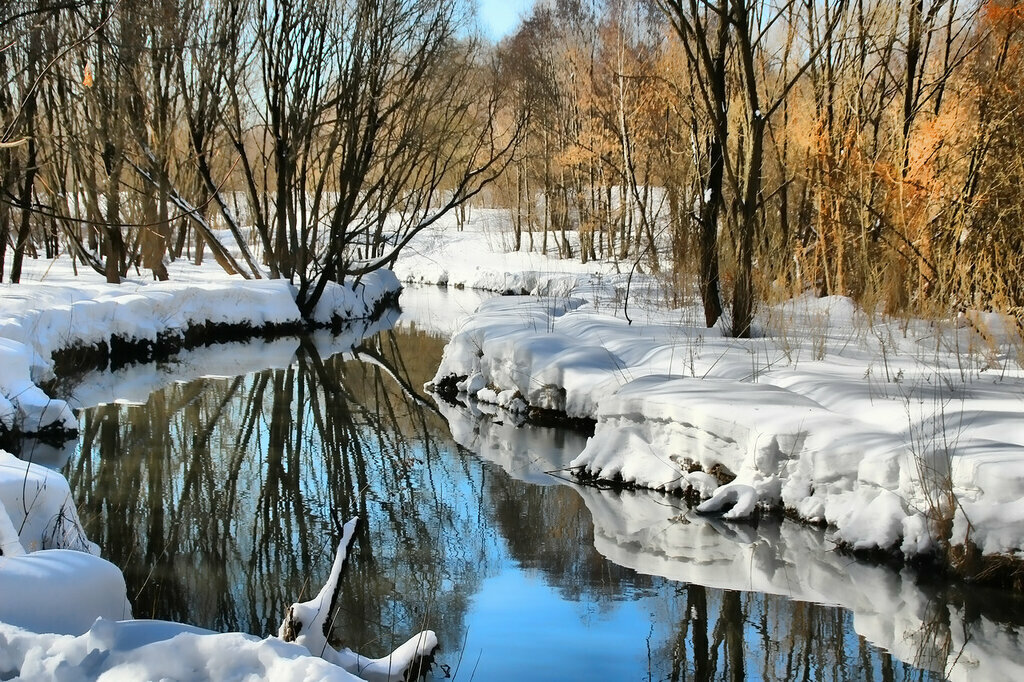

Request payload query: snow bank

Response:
[0,263,401,435]
[429,294,1024,563]
[436,396,1024,682]
[0,451,132,637]
[0,338,76,433]
[393,210,651,306]
[0,551,131,635]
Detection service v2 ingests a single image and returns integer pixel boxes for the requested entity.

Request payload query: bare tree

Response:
[662,0,845,337]
[183,0,520,317]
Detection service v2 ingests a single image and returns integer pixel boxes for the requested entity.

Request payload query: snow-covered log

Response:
[278,517,438,681]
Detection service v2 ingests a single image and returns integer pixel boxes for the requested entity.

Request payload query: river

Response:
[22,286,1024,680]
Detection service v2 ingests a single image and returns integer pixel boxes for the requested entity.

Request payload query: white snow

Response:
[0,551,131,635]
[392,209,646,308]
[0,451,96,555]
[422,222,1024,566]
[278,518,438,682]
[0,619,366,681]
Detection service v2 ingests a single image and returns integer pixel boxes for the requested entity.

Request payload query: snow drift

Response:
[429,293,1024,567]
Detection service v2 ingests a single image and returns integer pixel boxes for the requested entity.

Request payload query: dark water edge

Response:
[7,287,1021,680]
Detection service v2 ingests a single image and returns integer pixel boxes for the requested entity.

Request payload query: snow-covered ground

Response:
[418,216,1024,572]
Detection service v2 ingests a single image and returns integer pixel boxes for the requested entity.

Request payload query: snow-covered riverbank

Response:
[0,257,429,680]
[415,218,1024,581]
[0,259,399,437]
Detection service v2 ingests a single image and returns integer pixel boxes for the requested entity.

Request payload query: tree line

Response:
[497,0,1024,336]
[3,1,1023,334]
[1,0,517,316]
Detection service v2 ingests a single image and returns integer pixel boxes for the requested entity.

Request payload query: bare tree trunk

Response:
[8,7,42,285]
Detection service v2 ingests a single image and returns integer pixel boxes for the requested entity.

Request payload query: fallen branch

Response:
[278,517,438,682]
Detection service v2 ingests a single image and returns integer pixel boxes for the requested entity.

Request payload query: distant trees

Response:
[492,0,1023,333]
[0,0,517,316]
[5,0,1024,328]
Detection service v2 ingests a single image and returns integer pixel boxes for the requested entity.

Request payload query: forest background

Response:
[3,0,1023,338]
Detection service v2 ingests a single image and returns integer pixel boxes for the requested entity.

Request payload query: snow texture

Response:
[429,267,1024,561]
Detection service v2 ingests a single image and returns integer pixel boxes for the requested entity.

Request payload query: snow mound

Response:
[430,294,1024,560]
[0,339,75,433]
[0,551,131,636]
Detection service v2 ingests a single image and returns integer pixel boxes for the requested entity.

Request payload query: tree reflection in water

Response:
[68,326,487,655]
[660,586,936,682]
[61,318,946,680]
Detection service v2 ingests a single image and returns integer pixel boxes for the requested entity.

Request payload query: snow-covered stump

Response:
[278,518,438,682]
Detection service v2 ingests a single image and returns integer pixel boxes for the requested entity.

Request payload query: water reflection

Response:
[66,325,489,655]
[34,287,1018,680]
[440,395,1024,681]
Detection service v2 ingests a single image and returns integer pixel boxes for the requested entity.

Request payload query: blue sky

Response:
[477,0,534,39]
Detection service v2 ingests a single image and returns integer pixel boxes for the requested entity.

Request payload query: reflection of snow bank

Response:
[431,295,1024,561]
[437,398,1024,682]
[66,312,397,411]
[578,486,1023,682]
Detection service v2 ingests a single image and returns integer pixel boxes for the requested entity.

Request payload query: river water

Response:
[31,286,1024,680]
